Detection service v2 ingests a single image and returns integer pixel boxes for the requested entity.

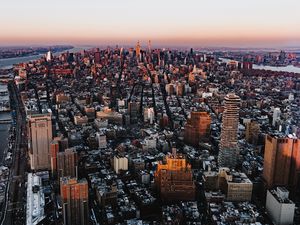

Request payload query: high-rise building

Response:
[218,93,241,168]
[50,140,59,175]
[144,107,155,124]
[155,150,195,202]
[136,41,141,59]
[184,111,211,146]
[128,101,139,122]
[263,134,300,195]
[28,113,53,170]
[46,51,53,62]
[94,48,101,64]
[176,82,184,96]
[113,155,128,174]
[57,148,78,178]
[60,177,89,225]
[272,107,281,127]
[96,132,107,149]
[148,40,151,53]
[242,61,253,69]
[245,120,260,145]
[165,83,175,95]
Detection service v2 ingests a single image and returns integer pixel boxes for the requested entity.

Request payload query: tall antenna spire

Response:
[148,40,151,53]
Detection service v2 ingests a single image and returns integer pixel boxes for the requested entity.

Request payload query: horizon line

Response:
[1,43,300,51]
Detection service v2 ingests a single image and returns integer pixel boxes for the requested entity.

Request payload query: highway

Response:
[0,81,27,225]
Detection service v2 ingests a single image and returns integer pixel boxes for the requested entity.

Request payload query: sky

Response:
[0,0,300,48]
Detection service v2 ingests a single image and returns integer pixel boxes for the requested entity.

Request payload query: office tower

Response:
[136,41,141,59]
[144,107,155,124]
[242,62,253,69]
[67,53,74,63]
[272,107,281,127]
[148,40,151,53]
[279,50,286,63]
[160,114,169,128]
[59,137,69,151]
[218,93,241,168]
[113,155,128,174]
[266,187,295,225]
[50,140,59,175]
[94,48,101,64]
[165,83,175,95]
[245,120,260,145]
[46,51,53,62]
[263,134,300,194]
[155,150,195,202]
[60,177,89,225]
[184,111,211,146]
[176,82,184,96]
[288,93,294,101]
[28,113,53,170]
[57,148,78,178]
[128,101,139,122]
[96,132,107,149]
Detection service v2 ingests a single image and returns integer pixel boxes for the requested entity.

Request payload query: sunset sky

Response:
[1,0,300,48]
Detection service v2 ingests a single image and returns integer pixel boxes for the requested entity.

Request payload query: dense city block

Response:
[0,44,299,225]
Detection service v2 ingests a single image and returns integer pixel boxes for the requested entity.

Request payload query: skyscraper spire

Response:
[136,40,141,58]
[148,40,151,53]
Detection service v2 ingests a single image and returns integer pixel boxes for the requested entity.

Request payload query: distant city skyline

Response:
[1,0,300,48]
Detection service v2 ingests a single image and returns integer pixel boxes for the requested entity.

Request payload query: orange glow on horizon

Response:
[1,0,300,47]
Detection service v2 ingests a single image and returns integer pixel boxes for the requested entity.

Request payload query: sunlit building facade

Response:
[155,151,195,202]
[184,111,211,146]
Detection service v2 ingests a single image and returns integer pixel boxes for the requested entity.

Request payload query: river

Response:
[219,57,300,74]
[0,46,92,69]
[0,46,93,162]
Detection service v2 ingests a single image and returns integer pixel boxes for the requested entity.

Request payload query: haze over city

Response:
[1,0,300,48]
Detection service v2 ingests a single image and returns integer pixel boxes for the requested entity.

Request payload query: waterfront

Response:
[252,64,300,73]
[0,119,10,162]
[0,46,94,164]
[220,57,300,74]
[0,83,11,162]
[0,46,92,69]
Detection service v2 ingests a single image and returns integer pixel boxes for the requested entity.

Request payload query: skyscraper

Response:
[57,148,78,179]
[50,140,59,175]
[245,120,260,145]
[46,51,53,62]
[184,111,211,146]
[94,48,101,64]
[272,107,281,127]
[218,93,241,168]
[263,134,300,195]
[28,113,53,170]
[60,177,89,225]
[148,40,151,53]
[136,41,141,59]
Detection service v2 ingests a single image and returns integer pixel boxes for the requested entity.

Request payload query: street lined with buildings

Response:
[0,44,299,224]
